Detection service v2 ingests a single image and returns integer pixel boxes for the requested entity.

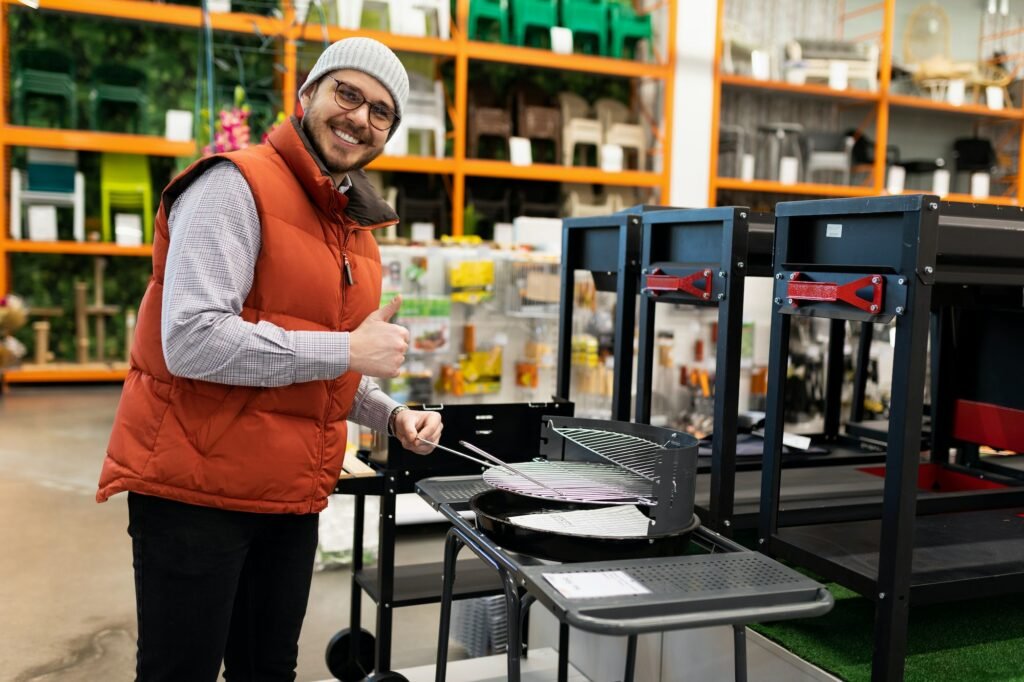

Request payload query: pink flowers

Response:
[203,107,252,155]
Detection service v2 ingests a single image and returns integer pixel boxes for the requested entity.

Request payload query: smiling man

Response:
[96,38,442,680]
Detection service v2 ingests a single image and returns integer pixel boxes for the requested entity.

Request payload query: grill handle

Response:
[785,272,884,314]
[644,268,714,301]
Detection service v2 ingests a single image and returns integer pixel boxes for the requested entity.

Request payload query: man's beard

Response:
[301,113,383,175]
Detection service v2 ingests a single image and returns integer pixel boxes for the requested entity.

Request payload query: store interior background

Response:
[5,0,1024,680]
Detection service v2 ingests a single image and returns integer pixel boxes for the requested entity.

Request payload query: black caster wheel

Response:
[325,627,375,682]
[366,673,409,682]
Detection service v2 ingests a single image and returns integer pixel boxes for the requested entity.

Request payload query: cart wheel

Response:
[366,673,409,682]
[325,627,375,682]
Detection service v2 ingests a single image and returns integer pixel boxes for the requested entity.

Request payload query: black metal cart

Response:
[632,206,894,533]
[327,400,572,681]
[758,194,1024,680]
[416,475,834,682]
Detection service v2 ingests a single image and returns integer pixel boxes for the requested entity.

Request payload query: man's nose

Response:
[345,102,372,128]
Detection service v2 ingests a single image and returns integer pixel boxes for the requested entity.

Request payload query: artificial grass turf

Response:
[751,583,1024,681]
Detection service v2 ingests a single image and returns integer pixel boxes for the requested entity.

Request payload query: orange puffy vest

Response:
[97,118,396,514]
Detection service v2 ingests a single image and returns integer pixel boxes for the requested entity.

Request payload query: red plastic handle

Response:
[786,272,884,314]
[645,268,714,300]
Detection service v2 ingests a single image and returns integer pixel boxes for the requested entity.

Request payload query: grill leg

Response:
[350,494,365,664]
[733,624,747,682]
[558,622,569,682]
[435,530,463,682]
[502,569,523,682]
[623,634,638,682]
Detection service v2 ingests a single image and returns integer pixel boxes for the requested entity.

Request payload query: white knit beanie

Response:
[299,37,409,137]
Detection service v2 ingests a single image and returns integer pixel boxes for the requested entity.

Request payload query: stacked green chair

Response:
[100,154,154,245]
[608,0,652,59]
[465,0,510,43]
[89,64,149,134]
[12,48,78,129]
[560,0,608,55]
[510,0,558,48]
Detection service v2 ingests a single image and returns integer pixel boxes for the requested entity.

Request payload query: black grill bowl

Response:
[469,489,700,563]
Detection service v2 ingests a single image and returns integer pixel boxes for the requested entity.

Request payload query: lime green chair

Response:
[609,0,652,59]
[466,0,510,43]
[560,0,608,55]
[100,154,153,244]
[510,0,558,48]
[12,48,78,129]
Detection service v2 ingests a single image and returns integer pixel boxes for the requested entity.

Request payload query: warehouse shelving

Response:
[709,0,1024,207]
[0,0,676,384]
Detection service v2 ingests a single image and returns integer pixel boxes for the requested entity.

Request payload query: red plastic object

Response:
[954,400,1024,453]
[785,272,884,314]
[645,267,713,300]
[857,463,1007,492]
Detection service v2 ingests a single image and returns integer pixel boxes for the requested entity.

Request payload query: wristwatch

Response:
[387,405,409,437]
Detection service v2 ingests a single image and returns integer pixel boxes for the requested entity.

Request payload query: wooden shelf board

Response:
[3,366,129,383]
[720,74,880,102]
[366,155,457,174]
[464,159,662,186]
[715,177,878,197]
[3,240,154,256]
[2,126,197,157]
[5,0,282,35]
[888,94,1024,120]
[466,40,670,79]
[297,24,458,56]
[941,193,1019,207]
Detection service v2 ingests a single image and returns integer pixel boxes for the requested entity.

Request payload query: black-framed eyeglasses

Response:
[329,77,400,131]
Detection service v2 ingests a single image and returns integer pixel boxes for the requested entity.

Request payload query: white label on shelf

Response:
[509,137,533,166]
[600,144,624,173]
[886,165,906,195]
[971,172,991,199]
[828,61,849,90]
[165,110,194,142]
[551,27,574,55]
[411,222,435,243]
[986,86,1005,110]
[493,223,514,247]
[932,169,951,197]
[779,156,799,185]
[27,205,57,241]
[543,570,651,599]
[740,153,756,181]
[947,79,966,106]
[115,214,143,247]
[826,223,843,238]
[751,50,771,81]
[206,0,231,12]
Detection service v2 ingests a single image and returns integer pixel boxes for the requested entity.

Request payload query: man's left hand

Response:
[392,409,443,454]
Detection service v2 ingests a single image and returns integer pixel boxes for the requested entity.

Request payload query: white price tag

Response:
[947,79,966,106]
[551,26,574,54]
[509,136,533,166]
[886,165,906,195]
[828,61,849,90]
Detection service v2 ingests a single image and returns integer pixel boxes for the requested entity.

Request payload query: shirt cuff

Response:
[292,331,349,383]
[359,388,402,435]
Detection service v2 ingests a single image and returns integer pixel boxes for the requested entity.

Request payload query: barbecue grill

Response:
[461,416,701,562]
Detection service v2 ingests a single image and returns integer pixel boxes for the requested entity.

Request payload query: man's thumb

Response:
[369,296,402,322]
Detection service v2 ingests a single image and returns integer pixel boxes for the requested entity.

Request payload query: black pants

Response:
[127,492,319,682]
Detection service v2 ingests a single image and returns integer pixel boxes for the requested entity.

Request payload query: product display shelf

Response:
[2,366,130,383]
[0,0,677,384]
[715,177,878,198]
[887,93,1024,120]
[720,73,882,103]
[710,0,1024,208]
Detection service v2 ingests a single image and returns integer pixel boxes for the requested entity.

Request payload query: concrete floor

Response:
[0,385,453,682]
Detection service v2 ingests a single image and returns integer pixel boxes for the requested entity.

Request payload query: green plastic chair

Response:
[89,64,149,134]
[560,0,608,55]
[466,0,510,43]
[12,48,78,129]
[608,0,652,59]
[510,0,558,48]
[100,154,154,244]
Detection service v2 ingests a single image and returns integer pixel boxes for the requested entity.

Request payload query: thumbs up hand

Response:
[349,296,410,378]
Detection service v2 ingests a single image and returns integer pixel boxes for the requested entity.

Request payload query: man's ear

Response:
[299,80,318,112]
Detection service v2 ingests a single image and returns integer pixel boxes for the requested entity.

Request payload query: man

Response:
[96,37,443,680]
